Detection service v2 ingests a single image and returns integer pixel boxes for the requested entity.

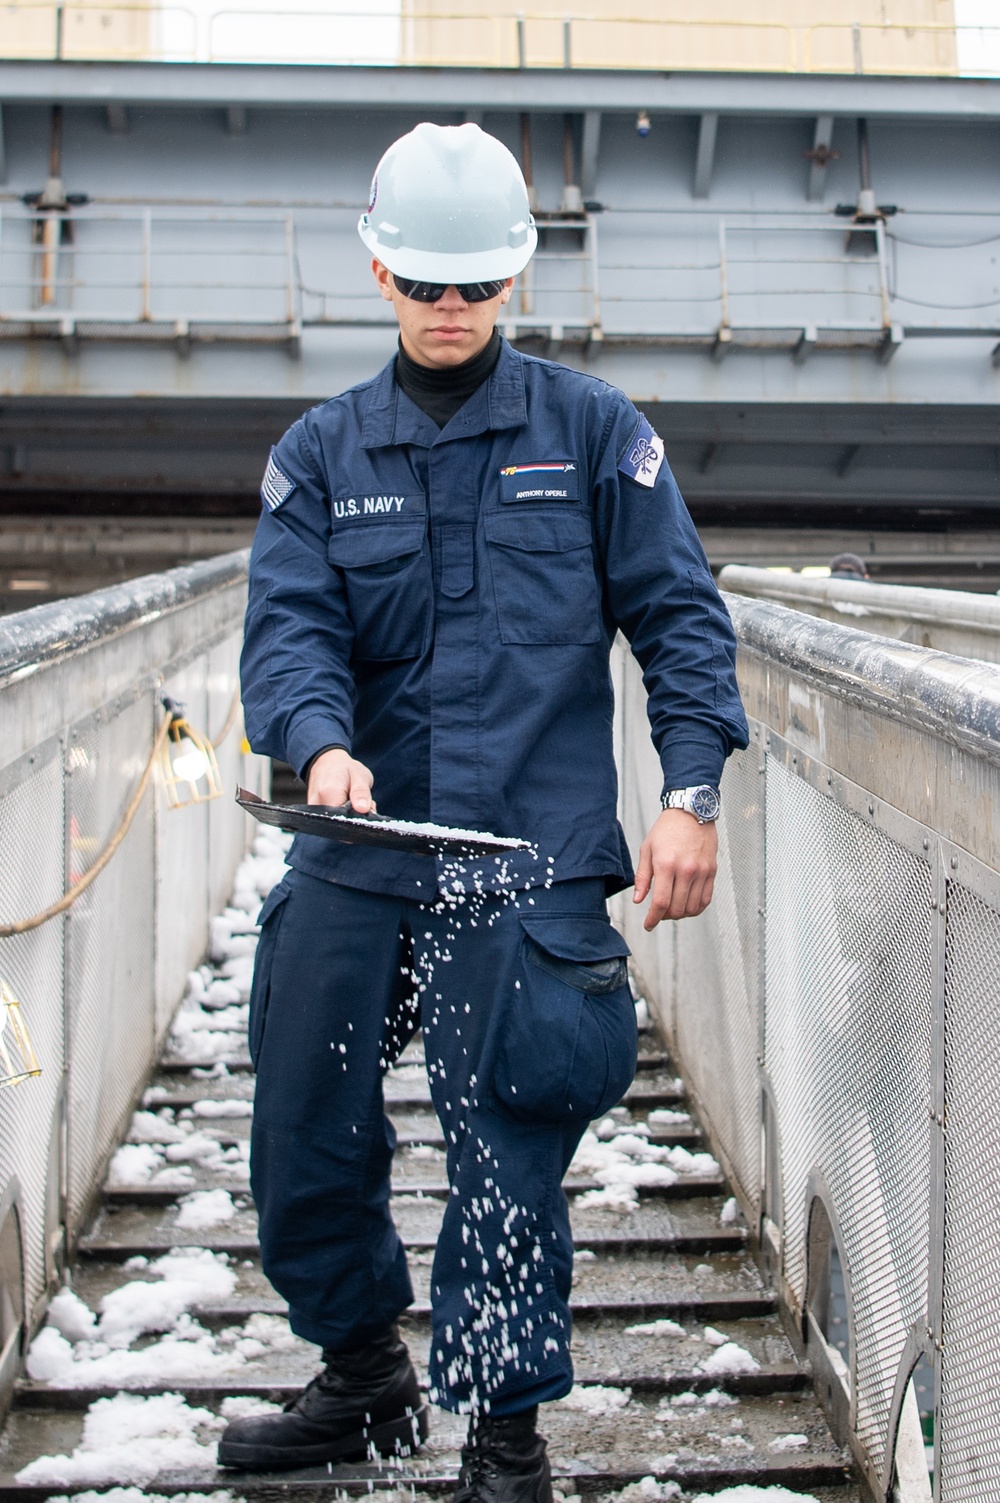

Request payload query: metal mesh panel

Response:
[65,698,156,1232]
[207,635,247,922]
[764,758,933,1476]
[939,882,1000,1503]
[675,745,763,1213]
[615,646,678,1038]
[155,660,210,1043]
[0,754,66,1318]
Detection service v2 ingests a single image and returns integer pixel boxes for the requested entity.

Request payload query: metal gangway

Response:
[1,551,999,1500]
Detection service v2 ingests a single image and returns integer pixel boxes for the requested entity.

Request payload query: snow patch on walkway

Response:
[25,1243,309,1391]
[690,1488,820,1503]
[16,1392,224,1486]
[560,1383,632,1415]
[571,1127,718,1211]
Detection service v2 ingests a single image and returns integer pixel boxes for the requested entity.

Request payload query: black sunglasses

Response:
[393,275,506,304]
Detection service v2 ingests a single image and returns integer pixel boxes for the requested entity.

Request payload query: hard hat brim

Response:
[359,216,537,283]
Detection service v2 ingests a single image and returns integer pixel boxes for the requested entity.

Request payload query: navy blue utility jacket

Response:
[241,341,748,899]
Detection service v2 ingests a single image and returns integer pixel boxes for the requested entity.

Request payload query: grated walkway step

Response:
[0,854,861,1503]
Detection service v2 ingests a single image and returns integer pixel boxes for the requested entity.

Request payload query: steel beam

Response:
[834,443,861,478]
[581,109,601,199]
[806,115,834,201]
[693,112,719,200]
[793,325,817,364]
[879,323,905,364]
[2,63,1000,121]
[698,441,721,474]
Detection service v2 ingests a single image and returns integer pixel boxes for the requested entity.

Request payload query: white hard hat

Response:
[358,122,537,283]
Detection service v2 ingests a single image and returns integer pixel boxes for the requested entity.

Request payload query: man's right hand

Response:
[306,748,376,813]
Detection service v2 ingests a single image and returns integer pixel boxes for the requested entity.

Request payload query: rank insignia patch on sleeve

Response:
[619,415,665,490]
[261,450,295,512]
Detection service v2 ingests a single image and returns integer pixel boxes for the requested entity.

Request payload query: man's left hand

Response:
[633,809,718,930]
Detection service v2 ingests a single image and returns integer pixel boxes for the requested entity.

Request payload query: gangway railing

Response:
[615,595,1000,1501]
[0,207,303,350]
[0,551,267,1413]
[719,564,1000,665]
[3,202,999,364]
[4,545,1000,1500]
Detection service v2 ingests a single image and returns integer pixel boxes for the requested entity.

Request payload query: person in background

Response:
[829,551,871,581]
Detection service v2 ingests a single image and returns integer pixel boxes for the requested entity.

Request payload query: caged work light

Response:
[158,697,223,810]
[0,980,41,1089]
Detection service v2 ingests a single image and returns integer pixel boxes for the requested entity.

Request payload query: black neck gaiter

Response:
[394,330,503,429]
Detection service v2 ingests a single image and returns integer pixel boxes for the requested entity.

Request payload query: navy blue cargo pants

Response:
[248,867,636,1417]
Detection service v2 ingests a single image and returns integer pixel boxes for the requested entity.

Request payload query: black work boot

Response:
[452,1407,553,1503]
[217,1325,429,1471]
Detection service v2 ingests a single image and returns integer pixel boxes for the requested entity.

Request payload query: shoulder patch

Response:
[619,415,665,490]
[261,450,295,512]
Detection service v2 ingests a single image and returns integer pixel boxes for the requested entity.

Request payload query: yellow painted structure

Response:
[0,0,964,72]
[2,2,154,61]
[399,0,960,74]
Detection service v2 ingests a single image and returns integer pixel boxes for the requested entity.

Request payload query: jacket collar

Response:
[360,336,527,450]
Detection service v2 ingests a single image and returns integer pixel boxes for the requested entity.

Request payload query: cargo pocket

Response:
[484,511,601,645]
[493,914,636,1123]
[327,522,432,661]
[248,882,291,1069]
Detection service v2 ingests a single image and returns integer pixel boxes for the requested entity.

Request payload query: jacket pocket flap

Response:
[484,511,592,553]
[328,523,425,568]
[256,883,291,927]
[519,914,630,963]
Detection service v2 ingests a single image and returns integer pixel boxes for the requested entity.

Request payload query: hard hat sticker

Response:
[260,451,296,512]
[368,175,378,214]
[499,461,580,503]
[619,415,665,490]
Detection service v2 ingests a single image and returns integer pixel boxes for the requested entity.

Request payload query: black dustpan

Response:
[236,788,530,860]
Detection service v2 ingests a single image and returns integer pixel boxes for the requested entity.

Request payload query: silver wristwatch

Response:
[661,785,721,823]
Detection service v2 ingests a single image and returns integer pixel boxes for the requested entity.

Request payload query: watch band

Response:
[661,785,721,823]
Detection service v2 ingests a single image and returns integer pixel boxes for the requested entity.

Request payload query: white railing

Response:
[718,565,1000,665]
[0,553,268,1412]
[0,208,301,344]
[5,203,999,359]
[615,593,1000,1501]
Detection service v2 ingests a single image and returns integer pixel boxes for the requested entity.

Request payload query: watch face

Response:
[691,786,721,821]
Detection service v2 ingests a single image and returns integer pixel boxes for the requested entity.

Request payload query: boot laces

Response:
[457,1451,500,1502]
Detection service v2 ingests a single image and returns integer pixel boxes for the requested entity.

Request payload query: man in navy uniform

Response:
[224,122,748,1503]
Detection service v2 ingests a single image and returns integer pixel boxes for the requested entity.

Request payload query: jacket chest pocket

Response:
[484,511,601,645]
[327,522,433,662]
